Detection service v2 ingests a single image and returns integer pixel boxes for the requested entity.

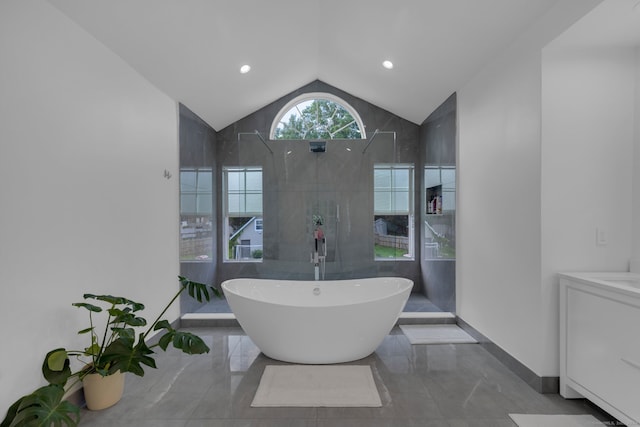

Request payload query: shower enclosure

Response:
[178,81,456,314]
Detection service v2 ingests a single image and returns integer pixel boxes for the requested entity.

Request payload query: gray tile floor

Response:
[77,326,619,426]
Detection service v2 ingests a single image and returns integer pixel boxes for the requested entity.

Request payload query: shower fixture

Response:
[237,130,273,154]
[309,140,326,153]
[362,129,398,154]
[311,214,326,280]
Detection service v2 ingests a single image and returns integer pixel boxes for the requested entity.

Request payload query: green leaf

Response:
[128,301,145,312]
[107,307,127,319]
[45,349,67,372]
[110,327,135,342]
[122,315,146,327]
[2,384,80,427]
[89,294,127,305]
[77,327,94,335]
[186,280,200,301]
[154,320,172,331]
[110,307,134,317]
[71,302,102,312]
[178,276,220,302]
[211,286,222,299]
[154,321,176,351]
[101,335,156,377]
[84,294,144,311]
[108,308,146,327]
[172,331,210,355]
[42,349,71,386]
[1,396,22,427]
[84,343,101,357]
[158,332,174,351]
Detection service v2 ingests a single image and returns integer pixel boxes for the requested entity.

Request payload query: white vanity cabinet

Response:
[559,272,640,426]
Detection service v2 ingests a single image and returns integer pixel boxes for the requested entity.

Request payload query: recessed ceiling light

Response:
[240,64,251,74]
[382,60,394,70]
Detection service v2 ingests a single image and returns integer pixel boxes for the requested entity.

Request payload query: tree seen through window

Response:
[273,97,363,140]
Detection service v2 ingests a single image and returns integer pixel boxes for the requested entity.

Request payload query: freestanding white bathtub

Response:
[221,277,412,364]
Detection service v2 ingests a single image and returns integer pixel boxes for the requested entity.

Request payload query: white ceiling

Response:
[548,0,640,48]
[45,0,636,131]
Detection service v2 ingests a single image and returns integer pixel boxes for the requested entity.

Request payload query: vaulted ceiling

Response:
[45,0,626,131]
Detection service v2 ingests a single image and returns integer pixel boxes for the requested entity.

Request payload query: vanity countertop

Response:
[558,271,640,297]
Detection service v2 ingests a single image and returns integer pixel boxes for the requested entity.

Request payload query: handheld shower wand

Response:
[311,215,326,280]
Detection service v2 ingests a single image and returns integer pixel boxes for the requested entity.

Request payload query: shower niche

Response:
[426,184,442,215]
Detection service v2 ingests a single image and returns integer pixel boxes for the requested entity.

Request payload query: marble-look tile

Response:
[186,420,316,427]
[446,420,517,427]
[317,419,450,427]
[80,420,188,427]
[78,326,619,426]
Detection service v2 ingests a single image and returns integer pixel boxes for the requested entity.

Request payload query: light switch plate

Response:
[596,227,607,246]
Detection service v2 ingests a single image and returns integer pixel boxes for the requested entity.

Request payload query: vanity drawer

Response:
[566,287,640,422]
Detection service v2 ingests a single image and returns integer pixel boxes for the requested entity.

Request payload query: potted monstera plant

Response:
[2,276,219,427]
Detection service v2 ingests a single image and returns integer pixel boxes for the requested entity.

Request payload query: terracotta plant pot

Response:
[82,370,125,410]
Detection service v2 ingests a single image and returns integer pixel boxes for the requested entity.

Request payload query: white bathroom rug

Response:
[509,414,607,427]
[251,365,382,407]
[400,324,477,344]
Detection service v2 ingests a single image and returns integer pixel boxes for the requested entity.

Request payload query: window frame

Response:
[373,164,415,261]
[179,168,213,262]
[269,92,367,140]
[223,166,263,263]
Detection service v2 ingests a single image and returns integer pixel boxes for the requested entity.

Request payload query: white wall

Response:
[633,48,640,273]
[458,44,546,375]
[542,46,635,274]
[457,0,604,377]
[0,0,179,410]
[541,45,636,374]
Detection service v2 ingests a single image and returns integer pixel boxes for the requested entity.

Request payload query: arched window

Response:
[270,93,366,140]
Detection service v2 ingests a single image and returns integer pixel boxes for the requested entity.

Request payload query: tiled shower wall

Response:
[178,104,218,313]
[215,81,421,289]
[180,80,457,310]
[420,93,457,312]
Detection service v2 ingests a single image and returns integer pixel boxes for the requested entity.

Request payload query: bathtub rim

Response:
[221,277,413,309]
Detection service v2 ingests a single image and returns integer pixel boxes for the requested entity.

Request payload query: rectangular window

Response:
[223,167,263,262]
[424,166,456,259]
[374,164,414,260]
[180,168,213,261]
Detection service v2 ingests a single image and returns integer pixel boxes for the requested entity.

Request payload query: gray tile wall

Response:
[180,82,458,309]
[420,93,457,312]
[179,104,218,313]
[216,81,422,289]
